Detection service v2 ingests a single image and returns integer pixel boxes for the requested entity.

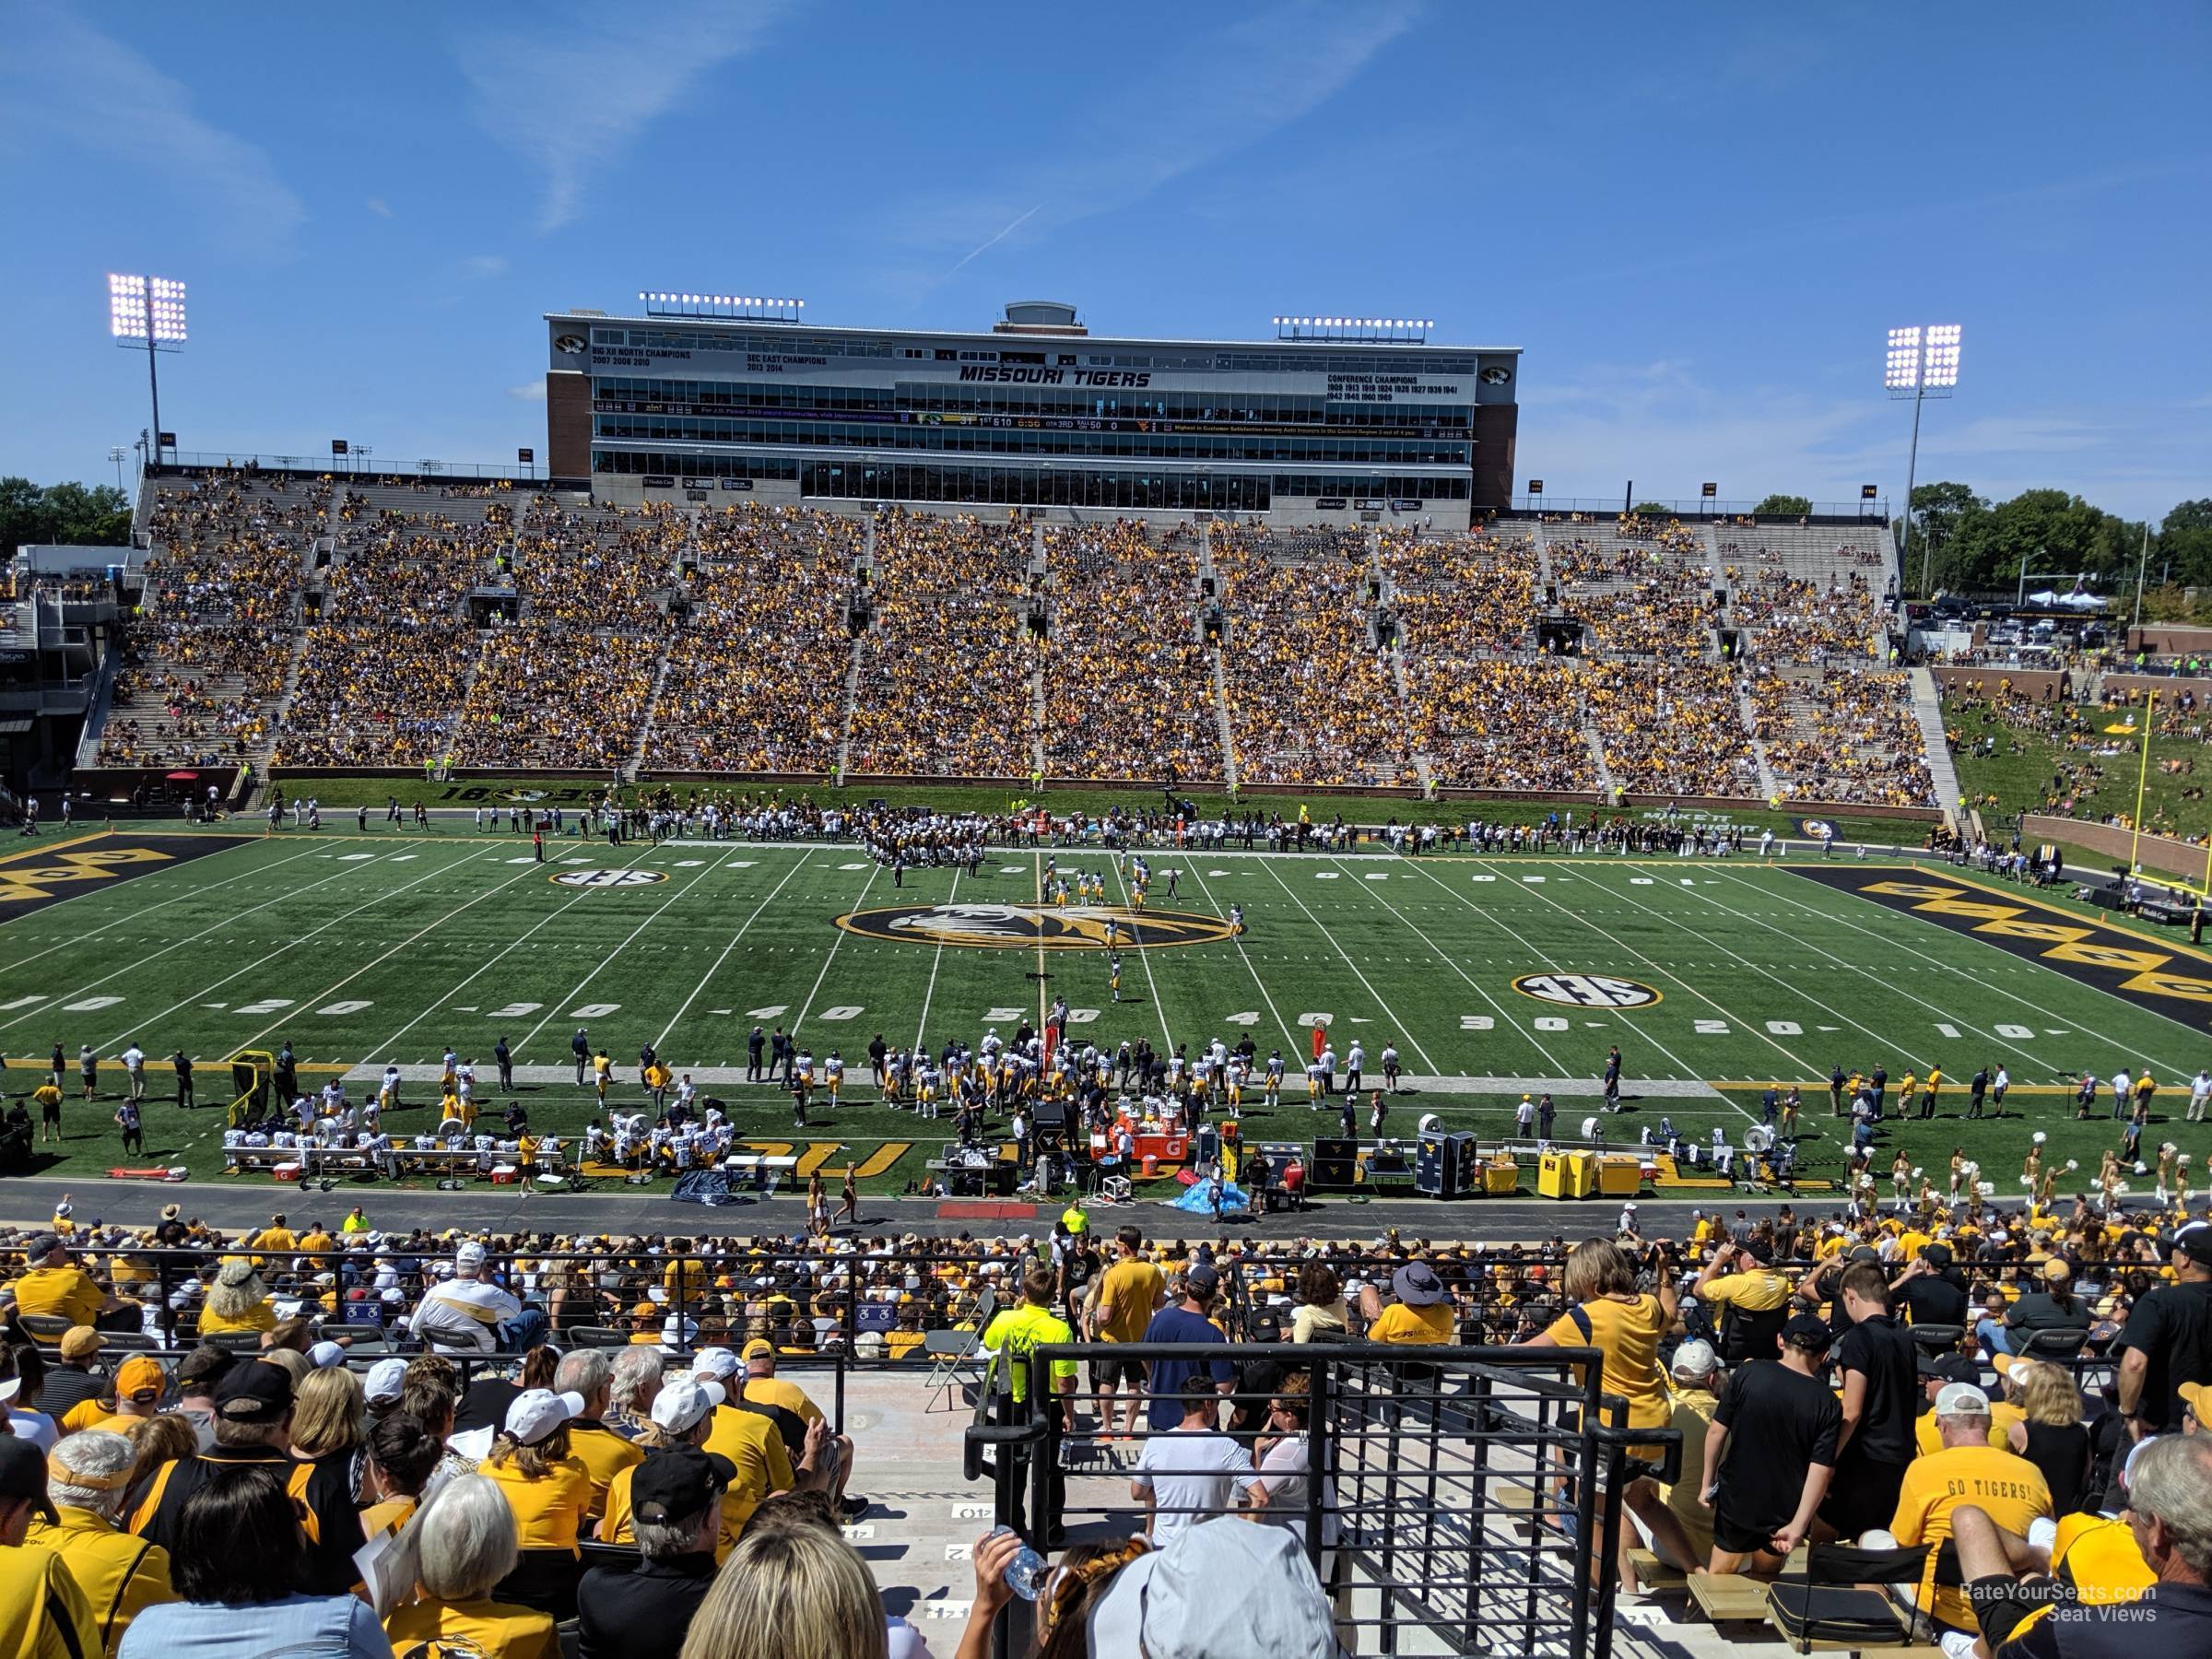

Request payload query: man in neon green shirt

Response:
[982,1268,1078,1544]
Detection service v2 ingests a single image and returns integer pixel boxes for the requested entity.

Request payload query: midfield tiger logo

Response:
[836,902,1233,950]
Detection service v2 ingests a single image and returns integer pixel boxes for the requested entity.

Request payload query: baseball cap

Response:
[213,1359,294,1423]
[1922,1242,1954,1266]
[116,1357,166,1403]
[690,1346,739,1381]
[2043,1259,2073,1282]
[2170,1225,2212,1267]
[649,1379,725,1436]
[0,1440,57,1524]
[1935,1382,1993,1417]
[630,1446,735,1524]
[2180,1380,2211,1422]
[1392,1263,1445,1307]
[1782,1313,1834,1352]
[504,1388,585,1445]
[59,1328,102,1361]
[1088,1516,1335,1659]
[454,1241,488,1272]
[739,1338,774,1363]
[1991,1353,2038,1380]
[25,1233,62,1259]
[1670,1339,1720,1379]
[364,1358,408,1403]
[1918,1353,1979,1384]
[308,1342,347,1370]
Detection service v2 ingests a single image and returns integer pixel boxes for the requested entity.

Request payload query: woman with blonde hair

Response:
[1526,1238,1679,1453]
[678,1522,888,1659]
[289,1365,366,1463]
[381,1475,558,1657]
[2000,1358,2090,1514]
[197,1262,276,1335]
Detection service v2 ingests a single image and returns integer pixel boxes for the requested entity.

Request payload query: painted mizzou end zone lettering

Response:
[836,902,1233,950]
[0,834,235,925]
[1787,865,2212,1027]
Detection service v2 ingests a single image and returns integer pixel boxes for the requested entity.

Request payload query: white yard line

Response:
[358,837,677,1063]
[512,852,735,1058]
[910,866,962,1053]
[1389,854,1750,1124]
[1105,854,1173,1048]
[1330,853,1572,1076]
[1708,865,2199,1072]
[1183,863,1300,1053]
[0,840,329,975]
[99,845,502,1053]
[1536,861,1913,1078]
[230,850,559,1053]
[788,863,880,1043]
[1253,855,1441,1072]
[1,845,410,1037]
[656,853,813,1053]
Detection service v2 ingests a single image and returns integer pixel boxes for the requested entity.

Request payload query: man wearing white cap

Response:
[362,1357,409,1425]
[1888,1382,2052,1637]
[409,1241,546,1354]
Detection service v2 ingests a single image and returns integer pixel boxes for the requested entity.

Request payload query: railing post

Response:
[1305,1349,1330,1577]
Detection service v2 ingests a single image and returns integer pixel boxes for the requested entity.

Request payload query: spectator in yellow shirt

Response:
[550,1353,641,1522]
[1888,1383,2053,1635]
[30,1430,176,1652]
[9,1233,114,1327]
[382,1476,559,1659]
[1359,1261,1459,1345]
[196,1263,276,1336]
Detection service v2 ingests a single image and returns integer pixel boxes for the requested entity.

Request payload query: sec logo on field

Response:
[1511,973,1663,1009]
[550,869,670,888]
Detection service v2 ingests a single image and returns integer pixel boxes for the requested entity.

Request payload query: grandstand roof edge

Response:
[544,311,1519,356]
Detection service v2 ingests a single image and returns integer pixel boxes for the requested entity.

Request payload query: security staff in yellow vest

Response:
[0,1436,102,1659]
[128,1360,364,1597]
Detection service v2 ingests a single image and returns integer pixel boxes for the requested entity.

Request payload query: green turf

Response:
[3,828,2206,1197]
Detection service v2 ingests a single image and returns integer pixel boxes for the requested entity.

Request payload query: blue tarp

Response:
[671,1171,737,1206]
[1169,1180,1249,1215]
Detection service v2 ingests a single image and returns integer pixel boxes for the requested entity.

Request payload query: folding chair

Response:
[14,1314,74,1348]
[920,1288,997,1412]
[1906,1324,1965,1360]
[1764,1541,1933,1653]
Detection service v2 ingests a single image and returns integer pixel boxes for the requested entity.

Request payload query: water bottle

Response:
[983,1525,1050,1601]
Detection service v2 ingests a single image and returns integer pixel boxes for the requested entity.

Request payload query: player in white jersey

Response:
[1265,1050,1284,1108]
[825,1051,843,1102]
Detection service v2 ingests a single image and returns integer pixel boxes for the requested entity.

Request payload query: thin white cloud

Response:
[462,254,510,280]
[456,1,791,232]
[946,205,1043,279]
[0,6,305,254]
[507,382,547,402]
[879,0,1422,291]
[366,197,394,218]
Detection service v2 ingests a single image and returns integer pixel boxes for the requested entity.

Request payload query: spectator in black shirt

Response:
[1820,1262,1919,1539]
[1895,1242,1971,1328]
[575,1446,726,1659]
[2005,1260,2091,1354]
[1701,1314,1842,1572]
[2116,1224,2212,1437]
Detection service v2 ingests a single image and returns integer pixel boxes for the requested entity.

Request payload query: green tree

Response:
[1751,493,1812,516]
[1938,488,2144,596]
[2159,498,2212,590]
[0,477,132,549]
[1629,501,1675,517]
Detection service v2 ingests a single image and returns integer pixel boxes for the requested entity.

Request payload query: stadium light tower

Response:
[110,275,187,465]
[1886,324,1961,595]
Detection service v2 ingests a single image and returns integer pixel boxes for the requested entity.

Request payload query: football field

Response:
[2,826,2208,1196]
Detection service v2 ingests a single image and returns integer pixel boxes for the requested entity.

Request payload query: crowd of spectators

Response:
[846,512,1039,777]
[647,505,859,775]
[1040,522,1222,781]
[1750,666,1936,806]
[1215,526,1415,787]
[1585,661,1758,796]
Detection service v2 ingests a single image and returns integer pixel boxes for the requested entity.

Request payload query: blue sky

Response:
[3,0,2206,517]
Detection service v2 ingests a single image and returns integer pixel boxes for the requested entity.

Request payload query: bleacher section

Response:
[93,474,1930,805]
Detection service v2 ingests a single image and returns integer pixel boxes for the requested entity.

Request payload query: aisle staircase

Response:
[833,639,862,787]
[1910,665,1963,814]
[623,649,671,782]
[1735,680,1782,802]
